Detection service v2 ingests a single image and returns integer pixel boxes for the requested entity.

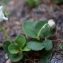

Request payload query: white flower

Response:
[0,6,3,10]
[0,6,8,22]
[48,19,55,29]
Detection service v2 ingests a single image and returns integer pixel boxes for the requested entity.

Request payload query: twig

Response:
[51,39,63,41]
[0,43,2,48]
[24,53,33,61]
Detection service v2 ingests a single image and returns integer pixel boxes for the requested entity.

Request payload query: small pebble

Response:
[6,59,11,63]
[5,54,8,60]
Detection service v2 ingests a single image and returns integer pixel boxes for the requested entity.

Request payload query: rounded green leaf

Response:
[22,21,37,38]
[40,51,52,63]
[23,46,31,51]
[15,35,26,48]
[3,41,10,53]
[34,21,56,38]
[34,21,48,38]
[43,40,53,50]
[34,20,48,34]
[8,43,19,54]
[9,53,23,62]
[27,41,44,51]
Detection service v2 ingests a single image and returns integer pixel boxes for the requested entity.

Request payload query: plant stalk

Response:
[45,37,47,40]
[37,23,48,40]
[0,25,12,43]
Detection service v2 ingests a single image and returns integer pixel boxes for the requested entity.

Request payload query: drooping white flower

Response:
[0,6,3,10]
[0,6,8,22]
[48,19,55,29]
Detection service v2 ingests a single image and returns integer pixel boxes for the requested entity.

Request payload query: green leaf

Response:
[22,21,37,38]
[60,43,63,50]
[23,46,31,51]
[34,20,56,38]
[4,12,10,18]
[27,41,44,51]
[3,41,10,53]
[43,40,52,50]
[45,27,56,38]
[9,53,23,62]
[40,51,52,63]
[15,35,26,48]
[34,20,48,33]
[3,0,9,4]
[55,0,63,5]
[34,20,48,38]
[26,0,39,8]
[8,43,19,54]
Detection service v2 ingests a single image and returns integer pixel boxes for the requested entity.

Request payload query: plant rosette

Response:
[21,19,56,63]
[3,35,31,62]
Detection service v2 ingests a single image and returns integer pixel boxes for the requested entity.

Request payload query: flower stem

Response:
[45,37,47,40]
[0,25,12,43]
[37,23,48,40]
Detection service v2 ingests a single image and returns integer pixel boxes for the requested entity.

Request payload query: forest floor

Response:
[0,0,63,63]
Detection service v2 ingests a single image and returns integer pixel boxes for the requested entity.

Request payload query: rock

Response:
[6,59,11,63]
[4,54,8,60]
[6,59,22,63]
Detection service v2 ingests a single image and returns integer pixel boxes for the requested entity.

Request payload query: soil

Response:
[0,0,63,63]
